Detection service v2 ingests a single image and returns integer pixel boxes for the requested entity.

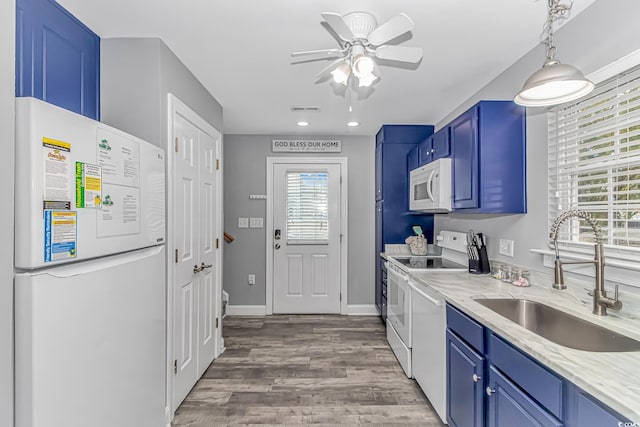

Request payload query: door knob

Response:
[275,243,281,250]
[200,263,213,269]
[274,229,281,240]
[486,386,496,396]
[193,264,204,274]
[472,374,482,383]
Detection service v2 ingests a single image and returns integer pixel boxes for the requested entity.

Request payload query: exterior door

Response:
[272,162,341,313]
[171,101,221,410]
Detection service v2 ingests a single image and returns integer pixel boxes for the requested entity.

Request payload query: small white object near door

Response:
[270,160,344,314]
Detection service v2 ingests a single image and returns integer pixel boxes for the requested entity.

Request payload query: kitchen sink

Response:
[474,298,640,352]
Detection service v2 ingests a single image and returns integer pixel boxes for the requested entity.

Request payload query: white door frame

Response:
[166,94,223,420]
[266,157,348,315]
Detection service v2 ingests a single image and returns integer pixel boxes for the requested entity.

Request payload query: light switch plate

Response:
[248,274,255,285]
[499,239,514,257]
[238,217,249,228]
[249,217,264,228]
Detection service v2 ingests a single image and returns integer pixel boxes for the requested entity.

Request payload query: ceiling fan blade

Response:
[375,45,423,63]
[321,12,355,42]
[316,59,344,79]
[291,48,344,61]
[367,13,415,46]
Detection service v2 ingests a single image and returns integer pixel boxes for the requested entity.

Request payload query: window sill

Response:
[531,248,640,289]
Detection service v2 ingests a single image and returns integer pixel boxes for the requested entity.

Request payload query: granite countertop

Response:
[406,268,640,423]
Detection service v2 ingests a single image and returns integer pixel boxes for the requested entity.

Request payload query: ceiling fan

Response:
[291,11,423,88]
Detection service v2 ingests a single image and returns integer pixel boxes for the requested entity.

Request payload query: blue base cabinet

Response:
[487,366,563,427]
[447,330,485,427]
[16,0,100,119]
[450,101,526,214]
[375,125,435,318]
[446,303,630,427]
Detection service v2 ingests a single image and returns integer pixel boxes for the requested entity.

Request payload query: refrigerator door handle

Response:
[22,246,165,278]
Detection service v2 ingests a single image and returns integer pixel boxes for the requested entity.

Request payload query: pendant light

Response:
[514,0,594,107]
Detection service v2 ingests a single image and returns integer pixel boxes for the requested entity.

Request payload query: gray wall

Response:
[1,1,14,424]
[223,134,374,306]
[435,0,640,274]
[100,38,223,146]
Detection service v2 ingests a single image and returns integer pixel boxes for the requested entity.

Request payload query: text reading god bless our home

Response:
[272,140,342,152]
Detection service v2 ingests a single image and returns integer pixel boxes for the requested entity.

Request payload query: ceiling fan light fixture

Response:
[352,54,375,79]
[331,61,351,85]
[514,0,594,107]
[357,73,378,87]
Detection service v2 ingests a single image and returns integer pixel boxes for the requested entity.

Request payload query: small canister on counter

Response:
[500,265,512,283]
[513,269,531,287]
[490,261,502,279]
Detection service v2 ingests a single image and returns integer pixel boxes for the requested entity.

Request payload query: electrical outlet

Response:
[499,239,514,257]
[248,274,255,285]
[249,217,264,228]
[238,217,249,228]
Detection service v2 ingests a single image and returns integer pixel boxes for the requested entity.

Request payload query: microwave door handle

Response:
[426,170,436,202]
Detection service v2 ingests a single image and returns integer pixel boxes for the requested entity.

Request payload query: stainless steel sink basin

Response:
[474,298,640,352]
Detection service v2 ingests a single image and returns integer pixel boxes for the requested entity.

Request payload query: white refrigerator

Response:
[14,98,167,427]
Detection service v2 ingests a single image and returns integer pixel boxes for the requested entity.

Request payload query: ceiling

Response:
[57,0,597,136]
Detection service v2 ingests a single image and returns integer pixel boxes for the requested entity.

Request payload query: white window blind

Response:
[286,171,328,242]
[548,64,640,253]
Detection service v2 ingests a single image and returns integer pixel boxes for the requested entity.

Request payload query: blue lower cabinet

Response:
[447,330,485,427]
[567,386,629,427]
[487,365,563,427]
[445,303,629,427]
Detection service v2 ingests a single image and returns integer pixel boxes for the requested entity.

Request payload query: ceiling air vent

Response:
[290,106,321,112]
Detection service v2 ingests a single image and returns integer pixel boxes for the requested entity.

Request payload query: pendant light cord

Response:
[544,0,573,61]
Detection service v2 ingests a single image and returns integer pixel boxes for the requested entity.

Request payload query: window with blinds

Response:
[548,64,640,251]
[286,171,329,242]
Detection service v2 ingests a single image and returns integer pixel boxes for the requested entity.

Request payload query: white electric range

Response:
[385,230,469,424]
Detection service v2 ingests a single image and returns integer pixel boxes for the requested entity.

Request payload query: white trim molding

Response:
[346,305,379,316]
[226,305,267,316]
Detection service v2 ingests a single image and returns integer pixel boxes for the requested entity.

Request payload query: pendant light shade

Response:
[515,59,594,106]
[514,0,594,107]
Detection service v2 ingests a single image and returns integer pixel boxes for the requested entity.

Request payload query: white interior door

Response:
[272,163,341,313]
[172,113,199,409]
[197,130,217,376]
[171,99,222,411]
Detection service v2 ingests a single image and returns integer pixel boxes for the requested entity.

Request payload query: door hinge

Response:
[216,159,220,170]
[215,317,219,328]
[340,175,342,184]
[175,249,178,263]
[339,293,342,302]
[216,238,219,249]
[175,137,179,153]
[173,359,177,374]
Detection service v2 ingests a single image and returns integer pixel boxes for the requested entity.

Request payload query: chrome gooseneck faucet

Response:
[549,210,622,316]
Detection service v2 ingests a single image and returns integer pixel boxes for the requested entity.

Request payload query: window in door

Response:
[286,171,328,243]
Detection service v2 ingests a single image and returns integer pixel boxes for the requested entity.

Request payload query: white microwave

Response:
[409,158,452,212]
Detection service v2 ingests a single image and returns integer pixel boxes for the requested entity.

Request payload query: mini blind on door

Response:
[548,64,640,248]
[286,171,329,242]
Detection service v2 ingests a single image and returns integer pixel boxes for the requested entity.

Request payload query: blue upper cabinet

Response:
[418,126,451,167]
[450,101,526,214]
[16,0,100,120]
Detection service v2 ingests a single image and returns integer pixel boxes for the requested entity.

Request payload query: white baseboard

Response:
[226,305,267,316]
[346,304,379,315]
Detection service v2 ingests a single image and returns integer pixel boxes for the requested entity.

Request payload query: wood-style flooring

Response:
[172,315,445,426]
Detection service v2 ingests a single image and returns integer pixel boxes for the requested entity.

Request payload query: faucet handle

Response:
[610,285,623,311]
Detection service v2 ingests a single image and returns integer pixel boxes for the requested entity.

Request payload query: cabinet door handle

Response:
[472,374,481,382]
[486,386,495,396]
